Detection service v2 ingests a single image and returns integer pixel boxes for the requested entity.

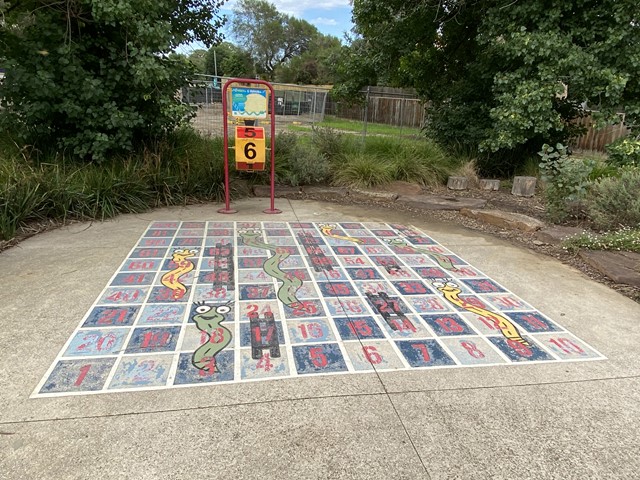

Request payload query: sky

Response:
[179,0,354,54]
[221,0,354,39]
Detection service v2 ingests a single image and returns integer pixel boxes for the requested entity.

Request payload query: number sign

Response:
[235,126,266,171]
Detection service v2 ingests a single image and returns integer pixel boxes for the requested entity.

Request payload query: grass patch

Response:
[332,153,394,188]
[563,227,640,253]
[329,135,453,189]
[290,115,421,137]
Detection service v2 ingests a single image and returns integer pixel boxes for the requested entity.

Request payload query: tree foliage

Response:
[231,0,318,78]
[204,41,254,78]
[343,0,640,172]
[0,0,225,161]
[275,33,341,85]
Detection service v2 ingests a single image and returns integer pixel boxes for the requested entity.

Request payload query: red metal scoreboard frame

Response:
[218,78,281,215]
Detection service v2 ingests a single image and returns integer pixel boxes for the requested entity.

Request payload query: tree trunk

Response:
[479,179,501,191]
[447,176,469,190]
[512,176,537,197]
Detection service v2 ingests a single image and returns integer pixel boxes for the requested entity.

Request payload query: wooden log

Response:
[479,179,500,191]
[447,176,469,190]
[511,176,537,197]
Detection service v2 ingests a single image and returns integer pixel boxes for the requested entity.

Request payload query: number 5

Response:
[309,347,327,367]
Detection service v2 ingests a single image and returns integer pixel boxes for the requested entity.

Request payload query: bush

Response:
[0,128,229,242]
[605,137,640,168]
[390,140,451,187]
[0,0,224,162]
[538,143,595,222]
[252,132,330,187]
[0,165,48,240]
[586,167,640,230]
[310,127,346,161]
[277,143,330,187]
[332,153,393,188]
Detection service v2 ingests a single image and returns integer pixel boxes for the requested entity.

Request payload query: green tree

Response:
[330,37,378,100]
[187,49,208,74]
[344,0,640,173]
[205,42,254,78]
[275,33,342,85]
[0,0,224,162]
[231,0,319,78]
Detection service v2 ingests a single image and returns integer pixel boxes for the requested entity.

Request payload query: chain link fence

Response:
[183,75,330,136]
[324,86,426,136]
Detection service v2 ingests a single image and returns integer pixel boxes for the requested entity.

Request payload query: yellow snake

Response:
[319,224,363,244]
[161,249,197,300]
[432,281,529,346]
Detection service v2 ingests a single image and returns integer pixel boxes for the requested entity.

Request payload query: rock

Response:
[350,188,398,201]
[535,226,586,246]
[479,179,501,191]
[447,176,469,190]
[253,185,301,198]
[579,250,640,286]
[460,209,545,232]
[397,195,487,211]
[532,240,545,246]
[302,186,348,198]
[229,178,251,197]
[512,176,537,197]
[373,181,423,196]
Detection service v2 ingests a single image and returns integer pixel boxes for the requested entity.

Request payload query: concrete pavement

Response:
[1,198,639,479]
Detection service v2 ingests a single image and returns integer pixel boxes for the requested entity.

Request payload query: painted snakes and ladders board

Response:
[33,221,605,397]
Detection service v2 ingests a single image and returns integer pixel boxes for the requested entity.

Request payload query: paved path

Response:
[1,199,639,479]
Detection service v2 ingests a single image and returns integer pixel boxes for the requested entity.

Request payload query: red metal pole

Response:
[263,81,281,214]
[217,79,237,214]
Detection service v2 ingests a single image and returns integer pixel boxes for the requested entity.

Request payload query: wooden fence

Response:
[325,87,426,128]
[571,114,630,151]
[326,87,631,148]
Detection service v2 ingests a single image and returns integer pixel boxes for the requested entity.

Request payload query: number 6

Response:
[244,142,257,160]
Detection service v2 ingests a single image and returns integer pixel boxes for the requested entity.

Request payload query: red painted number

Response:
[253,325,275,344]
[461,341,485,359]
[390,318,417,332]
[97,308,128,325]
[519,314,549,331]
[507,339,533,357]
[210,327,227,344]
[298,323,323,339]
[328,283,351,295]
[549,338,584,354]
[74,364,91,386]
[292,301,318,316]
[363,346,382,365]
[309,347,327,367]
[123,274,147,284]
[435,317,464,333]
[412,343,431,362]
[347,320,373,337]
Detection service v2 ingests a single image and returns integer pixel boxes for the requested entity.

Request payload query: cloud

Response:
[311,17,338,26]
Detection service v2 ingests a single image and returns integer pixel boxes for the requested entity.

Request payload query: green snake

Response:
[191,302,233,373]
[387,238,458,271]
[239,230,303,308]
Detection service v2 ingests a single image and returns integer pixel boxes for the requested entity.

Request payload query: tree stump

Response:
[479,179,500,191]
[447,176,468,190]
[512,176,537,197]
